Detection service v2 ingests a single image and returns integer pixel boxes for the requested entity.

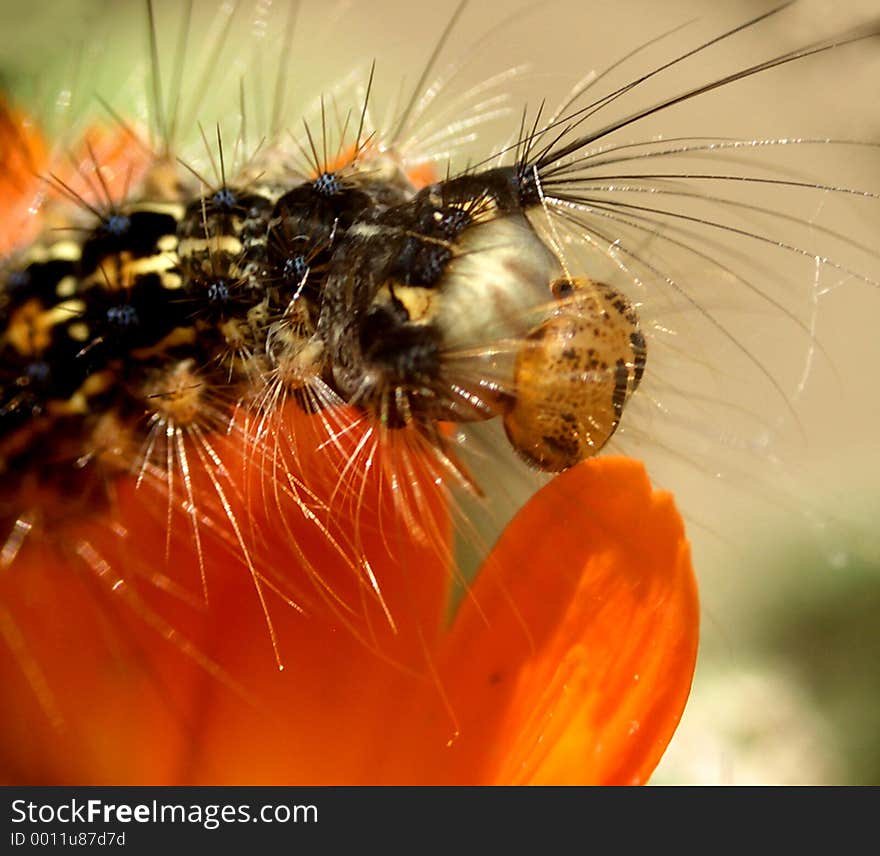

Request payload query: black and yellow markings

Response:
[1,153,648,491]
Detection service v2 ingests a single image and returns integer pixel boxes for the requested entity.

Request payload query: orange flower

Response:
[0,414,697,784]
[0,104,698,786]
[0,102,153,256]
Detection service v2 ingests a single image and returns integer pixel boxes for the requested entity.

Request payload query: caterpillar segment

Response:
[0,151,644,528]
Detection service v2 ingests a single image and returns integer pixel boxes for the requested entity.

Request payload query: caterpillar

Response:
[1,0,878,784]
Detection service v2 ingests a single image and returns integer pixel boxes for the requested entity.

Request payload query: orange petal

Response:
[172,406,456,783]
[326,143,437,190]
[377,456,698,784]
[64,124,155,206]
[0,516,217,784]
[0,404,454,784]
[0,100,47,253]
